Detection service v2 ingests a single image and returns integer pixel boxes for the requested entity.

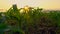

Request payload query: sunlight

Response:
[0,0,60,11]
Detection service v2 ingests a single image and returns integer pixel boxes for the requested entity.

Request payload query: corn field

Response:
[0,4,60,34]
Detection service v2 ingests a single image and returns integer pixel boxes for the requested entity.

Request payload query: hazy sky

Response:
[0,0,60,10]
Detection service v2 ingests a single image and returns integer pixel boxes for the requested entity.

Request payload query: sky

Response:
[0,0,60,10]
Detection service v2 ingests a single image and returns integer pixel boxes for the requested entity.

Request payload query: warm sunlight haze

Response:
[0,0,60,10]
